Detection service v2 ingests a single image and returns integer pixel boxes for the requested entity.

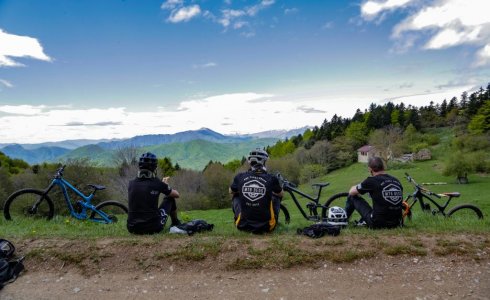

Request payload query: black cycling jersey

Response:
[127,177,172,233]
[356,173,403,226]
[230,169,282,233]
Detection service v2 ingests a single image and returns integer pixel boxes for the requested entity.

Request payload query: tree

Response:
[158,157,176,176]
[369,126,404,161]
[202,162,233,209]
[345,121,368,149]
[468,100,490,134]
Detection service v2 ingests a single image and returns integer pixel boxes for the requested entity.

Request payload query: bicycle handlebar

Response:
[275,172,296,189]
[405,173,441,197]
[55,165,66,178]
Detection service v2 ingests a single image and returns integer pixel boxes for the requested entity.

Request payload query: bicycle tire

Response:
[90,200,128,223]
[447,204,483,220]
[280,203,290,224]
[4,189,55,221]
[321,192,349,220]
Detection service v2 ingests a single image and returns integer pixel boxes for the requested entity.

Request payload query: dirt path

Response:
[2,256,489,300]
[1,235,489,299]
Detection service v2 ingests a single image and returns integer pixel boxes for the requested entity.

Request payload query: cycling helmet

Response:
[326,206,348,227]
[139,152,158,171]
[247,148,269,166]
[0,239,15,259]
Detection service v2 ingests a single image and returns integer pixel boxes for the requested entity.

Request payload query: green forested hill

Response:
[59,138,277,170]
[144,138,277,169]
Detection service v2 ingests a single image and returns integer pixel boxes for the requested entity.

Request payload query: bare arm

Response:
[349,185,359,196]
[163,177,180,198]
[273,190,284,198]
[169,189,180,198]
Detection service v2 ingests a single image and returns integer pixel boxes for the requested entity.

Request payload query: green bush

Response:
[299,164,325,183]
[422,134,440,145]
[468,151,490,173]
[410,142,429,153]
[452,135,490,152]
[443,151,474,179]
[387,161,415,170]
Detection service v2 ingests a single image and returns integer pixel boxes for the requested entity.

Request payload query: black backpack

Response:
[297,222,341,238]
[0,239,24,290]
[175,219,214,235]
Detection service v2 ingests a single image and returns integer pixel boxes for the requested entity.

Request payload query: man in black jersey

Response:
[230,148,283,234]
[127,152,181,234]
[346,156,403,228]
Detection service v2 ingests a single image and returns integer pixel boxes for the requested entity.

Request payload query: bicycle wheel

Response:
[4,189,55,221]
[321,192,349,220]
[447,204,483,220]
[89,200,128,223]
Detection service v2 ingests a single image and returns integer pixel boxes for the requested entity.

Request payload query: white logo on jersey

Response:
[242,180,266,202]
[382,184,402,205]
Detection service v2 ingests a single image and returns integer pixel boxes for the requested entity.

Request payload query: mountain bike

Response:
[403,173,483,220]
[276,173,348,223]
[3,165,128,223]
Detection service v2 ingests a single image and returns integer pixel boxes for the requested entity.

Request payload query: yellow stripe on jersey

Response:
[269,201,276,231]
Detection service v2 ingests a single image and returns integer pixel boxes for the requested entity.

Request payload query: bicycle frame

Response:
[41,177,114,223]
[405,187,454,217]
[284,184,327,221]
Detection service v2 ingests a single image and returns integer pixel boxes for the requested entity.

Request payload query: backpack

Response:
[171,219,214,236]
[297,222,341,238]
[0,239,24,290]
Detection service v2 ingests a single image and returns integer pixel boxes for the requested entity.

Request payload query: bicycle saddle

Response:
[440,192,460,198]
[312,183,329,188]
[87,184,106,191]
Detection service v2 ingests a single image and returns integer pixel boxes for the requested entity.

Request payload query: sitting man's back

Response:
[127,152,181,234]
[230,148,283,234]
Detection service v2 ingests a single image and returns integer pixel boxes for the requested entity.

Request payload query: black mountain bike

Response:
[277,173,348,223]
[403,173,483,220]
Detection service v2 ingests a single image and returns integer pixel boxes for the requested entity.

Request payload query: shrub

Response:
[422,134,440,145]
[443,151,474,182]
[410,142,429,153]
[299,164,325,183]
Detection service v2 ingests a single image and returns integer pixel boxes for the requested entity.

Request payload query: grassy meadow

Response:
[1,160,488,240]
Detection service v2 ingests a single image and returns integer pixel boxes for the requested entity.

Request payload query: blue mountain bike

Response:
[4,165,128,223]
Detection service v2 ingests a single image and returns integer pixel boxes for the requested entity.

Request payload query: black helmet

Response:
[247,148,269,166]
[139,152,158,171]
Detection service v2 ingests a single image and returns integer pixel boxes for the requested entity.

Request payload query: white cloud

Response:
[361,0,490,66]
[168,5,201,23]
[161,0,183,10]
[0,79,13,88]
[0,84,474,143]
[322,21,334,30]
[361,0,413,19]
[475,44,490,66]
[192,62,217,69]
[0,104,46,115]
[218,0,274,29]
[0,93,329,143]
[284,8,298,15]
[0,29,52,67]
[160,1,274,34]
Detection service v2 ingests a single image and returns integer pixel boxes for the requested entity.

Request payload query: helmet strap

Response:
[138,169,157,179]
[251,164,266,172]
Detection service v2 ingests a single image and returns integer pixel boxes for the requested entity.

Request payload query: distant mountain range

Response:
[0,127,309,169]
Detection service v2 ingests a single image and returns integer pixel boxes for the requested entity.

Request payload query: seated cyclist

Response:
[229,148,283,234]
[346,156,403,229]
[127,152,181,234]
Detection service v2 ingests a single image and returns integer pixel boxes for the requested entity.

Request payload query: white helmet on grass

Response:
[326,206,348,227]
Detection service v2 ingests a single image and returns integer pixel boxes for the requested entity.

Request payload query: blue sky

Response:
[0,0,489,143]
